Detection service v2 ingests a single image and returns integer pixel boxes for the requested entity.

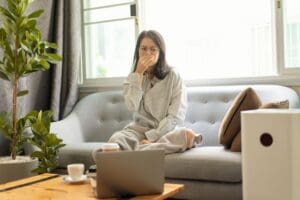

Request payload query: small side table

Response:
[241,109,300,200]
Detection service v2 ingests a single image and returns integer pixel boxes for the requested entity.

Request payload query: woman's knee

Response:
[185,128,195,136]
[108,132,126,142]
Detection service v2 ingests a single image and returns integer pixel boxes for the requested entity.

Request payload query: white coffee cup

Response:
[101,143,120,152]
[67,163,84,181]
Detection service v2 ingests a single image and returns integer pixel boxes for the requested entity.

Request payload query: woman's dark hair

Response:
[132,30,171,79]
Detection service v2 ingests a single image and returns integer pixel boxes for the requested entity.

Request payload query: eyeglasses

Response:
[139,47,159,54]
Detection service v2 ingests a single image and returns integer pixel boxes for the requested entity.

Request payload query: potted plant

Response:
[26,110,65,174]
[0,0,64,183]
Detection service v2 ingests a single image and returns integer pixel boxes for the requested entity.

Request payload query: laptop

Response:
[95,149,165,198]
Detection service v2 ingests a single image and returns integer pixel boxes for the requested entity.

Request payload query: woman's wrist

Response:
[135,65,144,74]
[135,70,143,74]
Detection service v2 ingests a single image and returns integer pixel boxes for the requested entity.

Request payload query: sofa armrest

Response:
[50,113,84,143]
[57,142,104,168]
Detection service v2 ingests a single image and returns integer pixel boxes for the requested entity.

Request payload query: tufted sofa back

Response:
[185,85,300,146]
[51,85,300,146]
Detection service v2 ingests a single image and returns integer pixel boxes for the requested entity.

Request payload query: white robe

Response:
[108,69,191,154]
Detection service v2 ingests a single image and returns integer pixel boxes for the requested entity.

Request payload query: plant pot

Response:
[0,156,38,184]
[0,134,9,156]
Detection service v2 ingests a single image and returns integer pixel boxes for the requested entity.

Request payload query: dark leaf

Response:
[39,59,50,69]
[26,19,37,29]
[44,53,62,64]
[17,90,28,97]
[7,0,17,14]
[45,134,60,146]
[55,143,66,150]
[27,9,44,19]
[44,42,57,49]
[0,6,16,21]
[31,151,44,159]
[0,28,7,43]
[4,41,13,59]
[0,71,10,81]
[16,0,27,16]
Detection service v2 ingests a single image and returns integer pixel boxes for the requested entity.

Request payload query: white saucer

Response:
[62,175,88,184]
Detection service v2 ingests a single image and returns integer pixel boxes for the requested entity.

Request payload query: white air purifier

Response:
[241,109,300,200]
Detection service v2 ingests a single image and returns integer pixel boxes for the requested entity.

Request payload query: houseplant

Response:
[26,110,65,173]
[0,0,64,182]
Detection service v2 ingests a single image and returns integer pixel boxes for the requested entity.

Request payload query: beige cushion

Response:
[230,100,289,152]
[219,87,261,148]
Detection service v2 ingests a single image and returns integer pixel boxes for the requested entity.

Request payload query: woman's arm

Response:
[124,55,156,111]
[123,73,144,112]
[145,73,187,142]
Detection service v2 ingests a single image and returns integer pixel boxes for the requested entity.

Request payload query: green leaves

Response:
[0,0,63,162]
[28,9,44,19]
[0,112,29,156]
[43,53,62,64]
[0,6,16,21]
[0,62,10,81]
[0,71,10,80]
[16,0,28,17]
[0,0,62,81]
[0,28,7,43]
[17,90,28,97]
[31,151,44,159]
[45,42,57,49]
[7,0,17,16]
[26,110,65,173]
[0,112,12,140]
[6,0,29,17]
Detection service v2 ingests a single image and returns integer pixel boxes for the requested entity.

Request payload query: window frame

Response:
[80,0,300,92]
[80,0,139,84]
[277,0,300,75]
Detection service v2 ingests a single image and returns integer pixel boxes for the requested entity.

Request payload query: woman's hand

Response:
[135,55,156,75]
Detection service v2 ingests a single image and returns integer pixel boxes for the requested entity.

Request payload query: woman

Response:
[108,30,202,154]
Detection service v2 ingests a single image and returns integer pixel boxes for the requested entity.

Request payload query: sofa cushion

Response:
[218,87,261,148]
[165,147,241,183]
[230,100,289,152]
[58,142,103,168]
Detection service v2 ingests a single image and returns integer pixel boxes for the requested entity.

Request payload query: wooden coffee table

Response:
[0,173,184,200]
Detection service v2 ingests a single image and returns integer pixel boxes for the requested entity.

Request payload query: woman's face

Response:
[138,37,159,70]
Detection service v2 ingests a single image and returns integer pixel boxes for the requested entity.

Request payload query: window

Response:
[139,0,276,80]
[82,0,137,80]
[283,0,300,68]
[81,0,300,86]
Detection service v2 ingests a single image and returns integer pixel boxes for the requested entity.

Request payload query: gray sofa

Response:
[50,85,300,200]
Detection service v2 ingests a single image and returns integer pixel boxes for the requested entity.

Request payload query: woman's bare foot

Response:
[186,129,203,148]
[139,139,151,145]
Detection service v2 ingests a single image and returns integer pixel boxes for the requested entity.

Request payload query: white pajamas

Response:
[108,70,190,154]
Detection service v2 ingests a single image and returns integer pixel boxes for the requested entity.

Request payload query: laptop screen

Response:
[95,149,165,198]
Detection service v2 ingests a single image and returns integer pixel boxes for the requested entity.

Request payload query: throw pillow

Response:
[230,99,289,152]
[259,100,289,109]
[230,131,241,152]
[218,87,262,148]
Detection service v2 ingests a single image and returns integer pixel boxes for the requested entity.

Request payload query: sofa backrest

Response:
[51,85,300,146]
[185,85,300,146]
[51,91,132,143]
